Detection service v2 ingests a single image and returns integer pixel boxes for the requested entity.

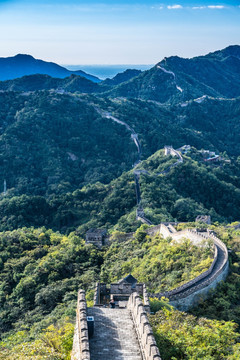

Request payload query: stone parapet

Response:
[143,283,151,313]
[71,290,90,360]
[128,292,162,360]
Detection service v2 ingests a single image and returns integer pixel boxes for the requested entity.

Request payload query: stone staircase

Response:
[87,307,143,360]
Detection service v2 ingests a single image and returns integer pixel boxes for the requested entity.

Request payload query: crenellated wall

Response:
[169,261,229,310]
[160,224,211,246]
[128,292,162,360]
[71,290,90,360]
[93,282,100,306]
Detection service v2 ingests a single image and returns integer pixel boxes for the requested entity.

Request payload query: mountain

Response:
[106,45,240,103]
[0,91,240,200]
[0,73,99,92]
[101,69,142,86]
[0,54,101,82]
[0,92,141,198]
[0,69,141,93]
[1,46,240,105]
[158,45,240,98]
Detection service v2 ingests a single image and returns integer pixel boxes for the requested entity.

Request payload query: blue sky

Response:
[0,0,239,64]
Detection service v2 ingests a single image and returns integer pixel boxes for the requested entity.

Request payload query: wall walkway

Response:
[72,289,161,359]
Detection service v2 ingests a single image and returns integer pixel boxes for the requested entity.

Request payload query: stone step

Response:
[87,307,143,360]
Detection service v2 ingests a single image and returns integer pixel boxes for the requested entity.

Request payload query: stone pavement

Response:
[87,307,143,360]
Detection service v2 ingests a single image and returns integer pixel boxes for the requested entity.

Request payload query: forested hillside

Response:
[0,90,240,199]
[106,45,240,102]
[1,150,240,234]
[0,74,100,93]
[0,92,138,196]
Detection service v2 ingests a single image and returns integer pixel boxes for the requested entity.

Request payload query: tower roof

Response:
[118,274,138,286]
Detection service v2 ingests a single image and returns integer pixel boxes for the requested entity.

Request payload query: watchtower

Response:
[86,228,107,247]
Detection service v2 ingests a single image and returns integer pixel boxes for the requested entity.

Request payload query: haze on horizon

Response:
[0,0,239,65]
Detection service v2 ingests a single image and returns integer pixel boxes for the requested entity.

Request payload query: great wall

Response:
[71,110,229,359]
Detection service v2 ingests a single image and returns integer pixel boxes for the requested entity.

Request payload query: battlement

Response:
[128,292,161,360]
[71,290,90,360]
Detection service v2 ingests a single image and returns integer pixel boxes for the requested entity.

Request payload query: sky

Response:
[0,0,239,64]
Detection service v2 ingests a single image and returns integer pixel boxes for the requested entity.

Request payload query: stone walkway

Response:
[87,307,143,360]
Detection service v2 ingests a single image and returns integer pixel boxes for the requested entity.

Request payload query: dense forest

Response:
[0,91,240,199]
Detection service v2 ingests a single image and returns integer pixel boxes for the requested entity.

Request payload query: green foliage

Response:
[150,307,239,360]
[150,297,172,313]
[106,46,240,103]
[1,47,240,359]
[100,232,213,292]
[134,226,147,243]
[0,318,74,360]
[0,92,136,197]
[0,223,239,360]
[1,91,240,202]
[0,227,103,336]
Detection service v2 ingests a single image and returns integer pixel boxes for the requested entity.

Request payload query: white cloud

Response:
[192,6,206,10]
[151,6,163,10]
[192,5,226,10]
[208,5,225,9]
[167,5,183,10]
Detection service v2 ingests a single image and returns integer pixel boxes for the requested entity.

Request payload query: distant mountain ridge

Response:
[0,54,101,82]
[0,45,240,104]
[0,73,99,93]
[102,69,142,86]
[106,45,240,103]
